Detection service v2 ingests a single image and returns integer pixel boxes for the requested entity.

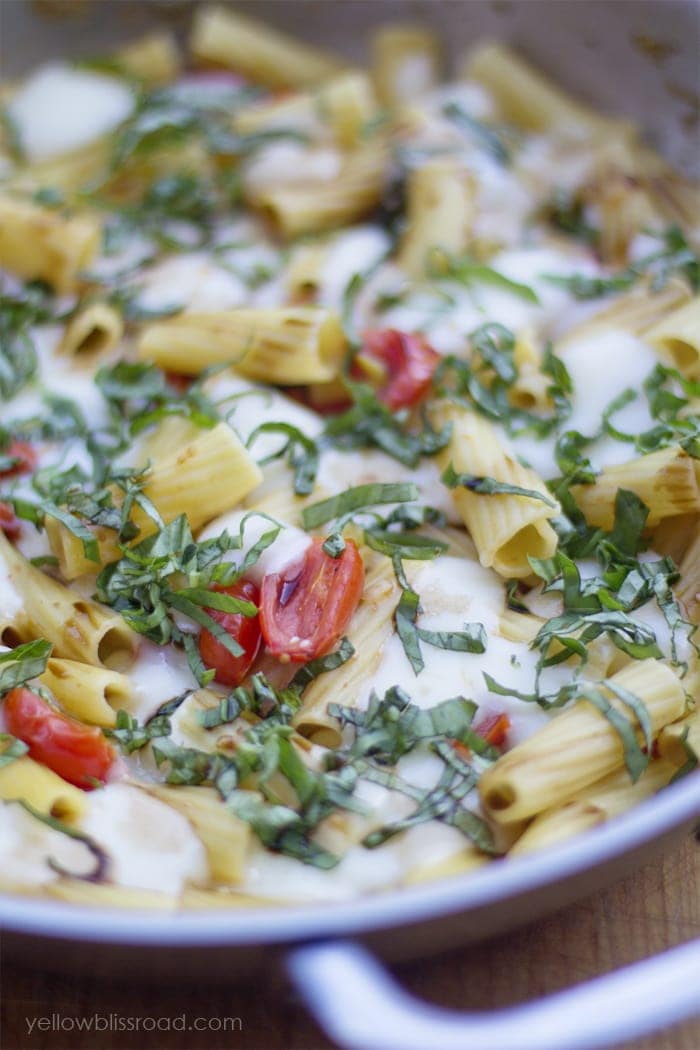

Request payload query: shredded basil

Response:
[302,482,419,530]
[442,101,514,165]
[0,734,29,769]
[442,464,557,508]
[246,422,319,496]
[0,640,52,696]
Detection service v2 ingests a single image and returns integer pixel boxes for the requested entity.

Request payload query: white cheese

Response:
[80,783,209,894]
[135,253,248,314]
[207,371,323,456]
[0,801,97,888]
[8,63,134,161]
[243,143,342,191]
[0,561,23,623]
[316,226,392,312]
[316,448,460,522]
[125,642,198,722]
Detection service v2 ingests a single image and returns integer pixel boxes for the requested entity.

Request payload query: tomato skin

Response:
[0,440,37,478]
[4,687,116,789]
[0,502,21,541]
[362,329,440,410]
[197,580,262,687]
[260,538,365,663]
[474,712,511,748]
[165,371,194,393]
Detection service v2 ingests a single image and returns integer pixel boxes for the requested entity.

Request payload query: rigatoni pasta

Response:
[0,193,100,291]
[138,307,348,384]
[432,403,559,578]
[479,661,686,824]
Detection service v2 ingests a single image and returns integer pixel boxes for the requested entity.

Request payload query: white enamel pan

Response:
[1,4,699,1048]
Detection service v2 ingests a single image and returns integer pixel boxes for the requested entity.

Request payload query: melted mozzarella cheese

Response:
[135,254,248,314]
[316,448,460,522]
[125,642,197,722]
[80,784,209,894]
[560,328,658,443]
[354,556,552,744]
[243,142,342,190]
[0,560,23,622]
[8,64,134,161]
[317,226,392,312]
[207,371,323,456]
[0,801,96,888]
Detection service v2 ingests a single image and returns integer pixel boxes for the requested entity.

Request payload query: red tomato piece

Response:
[165,371,194,393]
[0,440,37,478]
[197,580,262,687]
[0,502,21,541]
[362,329,440,410]
[260,538,365,663]
[474,712,511,748]
[4,687,116,789]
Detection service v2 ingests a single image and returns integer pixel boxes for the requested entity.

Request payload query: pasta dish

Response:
[0,6,698,908]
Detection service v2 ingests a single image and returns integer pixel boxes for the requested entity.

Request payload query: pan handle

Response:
[286,936,700,1050]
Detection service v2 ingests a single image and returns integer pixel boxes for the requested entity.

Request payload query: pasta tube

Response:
[397,161,476,278]
[12,138,111,197]
[371,24,442,108]
[0,531,136,668]
[138,308,347,384]
[403,846,488,885]
[432,403,559,578]
[39,658,133,727]
[479,660,686,825]
[676,528,700,623]
[644,295,700,379]
[249,140,388,238]
[464,42,634,137]
[509,758,678,855]
[0,194,100,292]
[558,277,691,347]
[509,330,552,412]
[117,31,180,86]
[190,5,345,89]
[0,757,86,823]
[44,518,119,582]
[571,446,700,530]
[235,71,378,149]
[46,423,262,577]
[657,708,700,765]
[59,302,124,357]
[132,422,263,535]
[651,511,699,565]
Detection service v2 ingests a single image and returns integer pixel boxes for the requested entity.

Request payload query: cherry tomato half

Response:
[0,502,21,541]
[362,329,440,410]
[4,687,116,789]
[197,580,262,687]
[0,440,37,478]
[260,538,365,663]
[474,712,511,748]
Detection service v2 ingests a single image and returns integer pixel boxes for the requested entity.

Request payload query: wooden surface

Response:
[1,834,699,1050]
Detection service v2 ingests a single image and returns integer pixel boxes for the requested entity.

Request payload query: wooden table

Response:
[2,835,699,1050]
